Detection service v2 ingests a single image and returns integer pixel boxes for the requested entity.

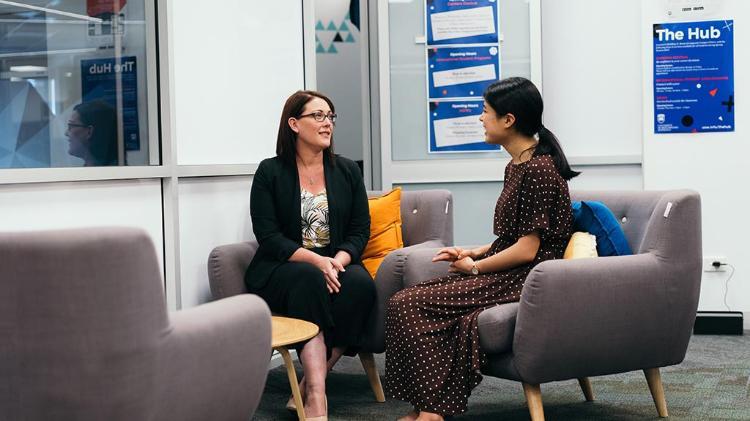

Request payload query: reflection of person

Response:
[386,77,580,421]
[245,90,375,420]
[65,100,118,166]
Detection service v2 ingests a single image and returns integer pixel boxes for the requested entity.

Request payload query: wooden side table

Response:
[272,316,319,421]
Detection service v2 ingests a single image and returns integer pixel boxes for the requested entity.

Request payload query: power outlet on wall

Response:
[703,256,729,272]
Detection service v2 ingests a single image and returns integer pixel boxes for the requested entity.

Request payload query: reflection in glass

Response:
[66,101,117,166]
[0,0,154,168]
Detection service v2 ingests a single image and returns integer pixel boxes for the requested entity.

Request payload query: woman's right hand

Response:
[457,247,481,260]
[433,246,481,262]
[432,246,463,262]
[315,256,344,293]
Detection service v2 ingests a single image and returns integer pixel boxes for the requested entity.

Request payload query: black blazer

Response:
[244,154,370,291]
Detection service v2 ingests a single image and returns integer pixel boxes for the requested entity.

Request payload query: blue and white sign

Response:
[427,45,499,99]
[428,100,498,153]
[653,20,734,134]
[425,0,499,46]
[81,56,141,150]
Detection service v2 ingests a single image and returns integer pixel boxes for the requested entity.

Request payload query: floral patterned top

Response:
[301,188,330,248]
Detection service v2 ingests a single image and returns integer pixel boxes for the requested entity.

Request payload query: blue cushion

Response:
[571,201,633,256]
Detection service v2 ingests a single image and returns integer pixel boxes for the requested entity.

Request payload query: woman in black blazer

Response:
[245,90,375,420]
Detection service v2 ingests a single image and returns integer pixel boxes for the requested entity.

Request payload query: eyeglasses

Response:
[298,111,337,124]
[67,122,90,130]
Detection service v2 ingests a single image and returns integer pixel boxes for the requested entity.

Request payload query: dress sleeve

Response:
[516,158,566,241]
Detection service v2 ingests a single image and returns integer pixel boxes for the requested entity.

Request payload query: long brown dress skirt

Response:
[385,155,573,416]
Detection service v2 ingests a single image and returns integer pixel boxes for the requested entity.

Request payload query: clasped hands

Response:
[432,246,479,274]
[314,253,347,294]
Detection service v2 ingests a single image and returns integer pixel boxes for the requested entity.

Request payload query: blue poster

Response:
[425,0,499,46]
[653,20,734,134]
[81,56,140,150]
[428,100,499,153]
[427,45,500,99]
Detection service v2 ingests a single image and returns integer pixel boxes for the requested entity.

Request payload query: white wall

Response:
[177,176,252,308]
[0,179,164,266]
[641,0,749,313]
[172,1,304,165]
[541,0,642,161]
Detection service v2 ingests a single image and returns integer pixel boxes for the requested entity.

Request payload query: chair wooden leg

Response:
[278,347,306,421]
[359,352,386,402]
[644,368,669,418]
[578,377,595,401]
[522,383,545,421]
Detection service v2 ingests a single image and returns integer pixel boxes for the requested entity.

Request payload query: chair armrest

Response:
[208,241,259,299]
[155,295,271,421]
[364,240,446,353]
[512,253,691,383]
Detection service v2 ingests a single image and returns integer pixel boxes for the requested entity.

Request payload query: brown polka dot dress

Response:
[385,155,573,416]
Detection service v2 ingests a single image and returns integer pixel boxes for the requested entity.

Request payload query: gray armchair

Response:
[388,190,702,420]
[207,189,453,401]
[1,227,272,421]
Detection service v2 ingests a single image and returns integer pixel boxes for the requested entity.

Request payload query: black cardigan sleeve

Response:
[335,159,370,262]
[250,160,300,262]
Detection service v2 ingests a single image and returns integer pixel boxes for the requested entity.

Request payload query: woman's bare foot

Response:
[416,411,444,421]
[397,409,419,421]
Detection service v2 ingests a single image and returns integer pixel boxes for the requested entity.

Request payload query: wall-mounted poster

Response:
[425,0,499,46]
[81,56,140,150]
[428,100,498,153]
[427,45,500,99]
[653,20,734,134]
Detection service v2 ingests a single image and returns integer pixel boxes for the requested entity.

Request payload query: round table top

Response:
[271,316,319,348]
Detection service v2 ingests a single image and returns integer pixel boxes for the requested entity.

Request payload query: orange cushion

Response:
[361,188,404,278]
[563,232,598,259]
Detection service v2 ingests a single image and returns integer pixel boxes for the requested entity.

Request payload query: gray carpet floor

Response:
[253,333,750,420]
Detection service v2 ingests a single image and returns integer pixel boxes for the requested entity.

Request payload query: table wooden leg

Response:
[277,347,306,421]
[359,352,386,402]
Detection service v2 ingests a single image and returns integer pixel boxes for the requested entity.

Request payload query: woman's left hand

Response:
[449,256,475,274]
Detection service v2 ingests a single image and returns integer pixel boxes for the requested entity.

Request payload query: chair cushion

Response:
[571,201,633,256]
[362,188,404,278]
[478,302,520,354]
[563,232,598,259]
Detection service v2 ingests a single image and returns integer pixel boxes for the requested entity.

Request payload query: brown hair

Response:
[276,90,336,165]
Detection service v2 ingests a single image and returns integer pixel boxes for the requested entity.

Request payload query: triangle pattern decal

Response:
[333,32,343,43]
[327,43,338,54]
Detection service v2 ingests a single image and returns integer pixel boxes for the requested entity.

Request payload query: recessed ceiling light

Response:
[10,65,47,72]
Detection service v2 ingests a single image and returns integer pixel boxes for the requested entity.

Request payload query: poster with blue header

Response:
[428,99,498,153]
[427,45,500,99]
[653,20,734,134]
[81,56,140,150]
[425,0,499,46]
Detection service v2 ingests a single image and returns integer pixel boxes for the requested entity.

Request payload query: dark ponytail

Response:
[536,125,580,180]
[483,77,580,180]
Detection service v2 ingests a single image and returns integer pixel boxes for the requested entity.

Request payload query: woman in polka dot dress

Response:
[385,77,580,421]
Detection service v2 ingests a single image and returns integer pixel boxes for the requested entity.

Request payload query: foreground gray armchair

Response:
[207,189,453,401]
[390,190,702,420]
[1,227,272,421]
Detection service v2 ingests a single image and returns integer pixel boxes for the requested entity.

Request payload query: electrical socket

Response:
[703,256,728,272]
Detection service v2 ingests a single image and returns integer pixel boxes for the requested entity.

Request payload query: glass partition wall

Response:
[0,0,157,168]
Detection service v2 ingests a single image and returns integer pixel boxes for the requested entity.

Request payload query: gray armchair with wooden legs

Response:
[2,227,272,421]
[207,189,454,404]
[389,190,702,420]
